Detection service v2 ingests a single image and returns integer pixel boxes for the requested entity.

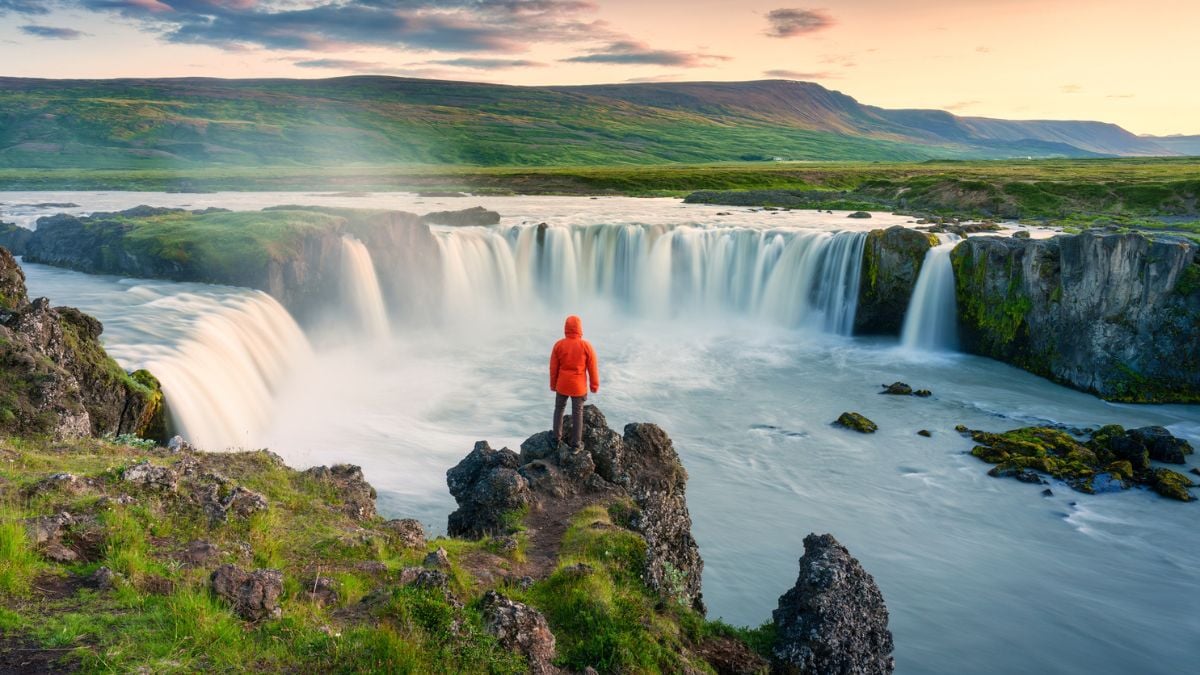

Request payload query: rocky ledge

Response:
[0,247,164,439]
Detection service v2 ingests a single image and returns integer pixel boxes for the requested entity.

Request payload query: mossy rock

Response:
[1150,469,1195,502]
[833,412,878,434]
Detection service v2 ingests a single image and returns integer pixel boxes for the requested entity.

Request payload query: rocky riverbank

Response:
[950,228,1200,402]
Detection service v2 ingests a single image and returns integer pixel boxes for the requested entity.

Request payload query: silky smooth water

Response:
[10,193,1200,675]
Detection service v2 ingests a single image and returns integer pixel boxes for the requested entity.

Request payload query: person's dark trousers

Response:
[553,393,586,448]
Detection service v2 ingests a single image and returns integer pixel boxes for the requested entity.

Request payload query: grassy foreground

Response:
[0,436,768,673]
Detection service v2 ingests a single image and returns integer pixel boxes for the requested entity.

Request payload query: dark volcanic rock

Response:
[772,533,894,674]
[448,406,705,613]
[446,442,532,537]
[856,227,939,335]
[1128,426,1194,464]
[479,590,559,674]
[880,382,912,395]
[950,230,1200,402]
[420,206,501,227]
[210,564,283,621]
[847,211,873,219]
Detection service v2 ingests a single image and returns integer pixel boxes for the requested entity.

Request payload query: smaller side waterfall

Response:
[340,236,390,339]
[147,292,313,450]
[900,235,960,352]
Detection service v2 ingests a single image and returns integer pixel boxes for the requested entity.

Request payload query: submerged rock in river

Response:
[834,411,878,433]
[962,424,1195,501]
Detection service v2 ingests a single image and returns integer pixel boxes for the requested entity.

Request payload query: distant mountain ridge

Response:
[0,76,1186,168]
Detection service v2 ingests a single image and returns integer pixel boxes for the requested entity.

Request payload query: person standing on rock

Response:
[550,315,599,449]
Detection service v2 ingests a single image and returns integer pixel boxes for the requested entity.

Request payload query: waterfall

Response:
[900,235,961,352]
[146,292,313,450]
[427,223,867,335]
[340,236,390,339]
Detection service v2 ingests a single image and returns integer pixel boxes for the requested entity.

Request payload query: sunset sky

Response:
[0,0,1195,135]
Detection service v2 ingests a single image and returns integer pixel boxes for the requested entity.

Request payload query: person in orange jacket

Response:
[550,315,599,449]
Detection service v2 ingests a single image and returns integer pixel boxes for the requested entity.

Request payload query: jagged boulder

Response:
[479,591,559,674]
[447,406,705,613]
[210,564,284,621]
[447,442,533,537]
[950,230,1200,402]
[772,533,894,674]
[855,227,939,335]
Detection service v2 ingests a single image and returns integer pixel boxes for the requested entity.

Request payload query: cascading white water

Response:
[146,292,313,450]
[900,234,961,352]
[340,236,390,339]
[432,224,867,335]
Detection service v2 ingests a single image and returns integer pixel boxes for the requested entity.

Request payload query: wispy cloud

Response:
[1061,84,1082,94]
[68,0,614,53]
[563,40,728,66]
[0,0,50,14]
[943,100,982,111]
[428,58,545,69]
[20,25,88,40]
[1106,93,1135,99]
[293,57,446,78]
[763,69,833,80]
[764,8,834,38]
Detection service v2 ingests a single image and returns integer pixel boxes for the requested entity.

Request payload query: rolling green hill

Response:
[0,76,1182,169]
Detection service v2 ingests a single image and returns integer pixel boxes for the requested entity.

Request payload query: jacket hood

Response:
[563,315,583,338]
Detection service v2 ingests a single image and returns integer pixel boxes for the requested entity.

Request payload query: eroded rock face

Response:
[951,230,1200,402]
[447,405,705,613]
[856,226,939,335]
[0,248,165,439]
[772,533,894,675]
[479,591,558,674]
[210,564,284,621]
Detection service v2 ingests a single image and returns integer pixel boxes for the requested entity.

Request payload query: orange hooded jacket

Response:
[550,315,599,397]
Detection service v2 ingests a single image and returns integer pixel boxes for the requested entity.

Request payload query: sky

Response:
[0,0,1195,136]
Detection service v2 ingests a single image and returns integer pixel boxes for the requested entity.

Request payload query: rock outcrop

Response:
[447,406,705,613]
[950,229,1200,402]
[0,248,165,439]
[772,533,895,674]
[18,206,448,321]
[421,206,501,227]
[855,226,939,334]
